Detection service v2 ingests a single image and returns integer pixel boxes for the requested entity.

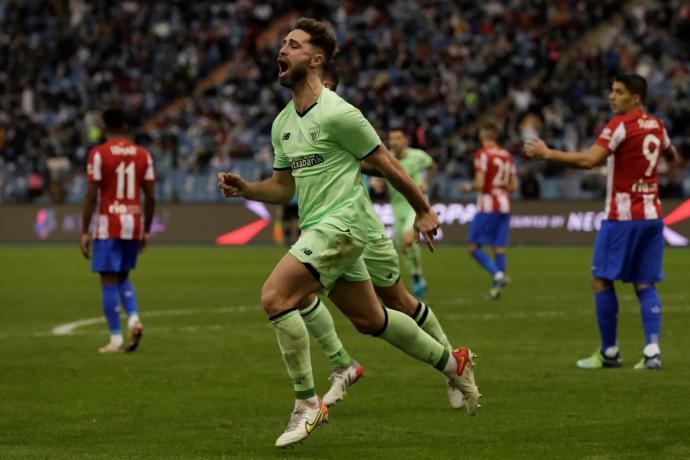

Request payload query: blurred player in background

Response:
[280,196,300,245]
[461,119,518,299]
[81,108,156,353]
[387,129,437,299]
[293,62,463,411]
[525,75,681,370]
[219,18,480,448]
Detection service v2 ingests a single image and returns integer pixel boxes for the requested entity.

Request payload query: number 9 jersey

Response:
[86,139,155,240]
[595,109,670,221]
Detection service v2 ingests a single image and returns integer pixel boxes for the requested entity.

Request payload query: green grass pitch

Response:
[1,245,689,459]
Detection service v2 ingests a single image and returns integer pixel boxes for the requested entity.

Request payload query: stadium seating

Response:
[0,1,688,203]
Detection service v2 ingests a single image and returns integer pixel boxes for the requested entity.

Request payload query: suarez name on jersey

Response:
[474,145,515,213]
[595,109,670,221]
[86,139,155,240]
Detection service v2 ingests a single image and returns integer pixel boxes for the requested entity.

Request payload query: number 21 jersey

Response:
[595,109,669,221]
[86,139,155,240]
[474,145,515,213]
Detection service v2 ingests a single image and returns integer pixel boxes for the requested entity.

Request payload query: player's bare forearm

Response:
[525,139,609,170]
[243,179,294,204]
[143,182,156,233]
[366,145,430,213]
[219,170,295,204]
[360,161,383,177]
[509,174,519,193]
[81,183,98,234]
[426,162,438,185]
[665,145,682,165]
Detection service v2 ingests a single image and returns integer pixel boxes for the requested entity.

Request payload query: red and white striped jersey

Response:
[474,145,516,213]
[595,109,669,221]
[86,139,155,240]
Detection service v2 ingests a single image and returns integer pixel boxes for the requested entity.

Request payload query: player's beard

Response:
[279,61,308,89]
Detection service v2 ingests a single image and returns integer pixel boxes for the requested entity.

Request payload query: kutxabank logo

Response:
[215,201,271,245]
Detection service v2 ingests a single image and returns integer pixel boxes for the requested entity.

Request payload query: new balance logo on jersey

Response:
[282,132,291,140]
[291,154,325,170]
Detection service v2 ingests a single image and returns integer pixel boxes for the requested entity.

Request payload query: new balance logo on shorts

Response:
[282,132,291,140]
[301,247,313,256]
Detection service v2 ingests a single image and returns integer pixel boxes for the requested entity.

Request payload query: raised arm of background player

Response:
[523,138,682,168]
[80,181,156,258]
[219,143,440,251]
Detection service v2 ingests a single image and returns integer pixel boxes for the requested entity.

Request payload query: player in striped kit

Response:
[462,119,518,299]
[81,108,156,353]
[525,75,681,369]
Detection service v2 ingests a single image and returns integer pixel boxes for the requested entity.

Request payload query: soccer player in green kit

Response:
[219,18,480,448]
[290,64,464,411]
[387,129,437,298]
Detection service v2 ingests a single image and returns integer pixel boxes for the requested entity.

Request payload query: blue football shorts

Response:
[91,239,140,273]
[591,219,664,283]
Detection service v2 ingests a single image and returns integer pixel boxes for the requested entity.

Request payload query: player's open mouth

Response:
[278,59,289,77]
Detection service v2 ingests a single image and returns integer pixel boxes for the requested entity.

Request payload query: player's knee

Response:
[591,276,613,292]
[467,244,478,253]
[352,316,383,335]
[260,284,290,316]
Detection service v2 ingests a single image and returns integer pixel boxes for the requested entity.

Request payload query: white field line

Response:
[0,303,687,341]
[50,305,257,336]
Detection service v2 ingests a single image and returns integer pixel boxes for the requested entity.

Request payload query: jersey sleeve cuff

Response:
[273,166,291,171]
[358,144,380,160]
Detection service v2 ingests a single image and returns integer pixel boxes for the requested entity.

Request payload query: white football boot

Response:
[275,397,328,448]
[322,360,364,407]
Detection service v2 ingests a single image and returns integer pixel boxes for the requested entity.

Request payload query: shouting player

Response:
[81,108,155,353]
[219,18,480,448]
[462,119,518,299]
[387,129,437,299]
[292,62,462,410]
[525,75,681,370]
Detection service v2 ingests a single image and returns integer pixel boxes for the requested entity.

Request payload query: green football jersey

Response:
[388,147,433,217]
[272,88,381,241]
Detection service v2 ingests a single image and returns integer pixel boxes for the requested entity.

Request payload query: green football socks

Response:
[300,297,353,369]
[414,302,452,351]
[270,308,316,400]
[375,307,450,371]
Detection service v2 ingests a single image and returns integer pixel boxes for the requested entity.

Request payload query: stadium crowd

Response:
[1,0,688,203]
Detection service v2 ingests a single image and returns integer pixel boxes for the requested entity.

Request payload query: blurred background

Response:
[1,0,689,206]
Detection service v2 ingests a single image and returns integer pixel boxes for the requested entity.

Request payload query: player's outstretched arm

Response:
[218,169,295,205]
[524,138,609,169]
[80,182,98,259]
[365,144,439,251]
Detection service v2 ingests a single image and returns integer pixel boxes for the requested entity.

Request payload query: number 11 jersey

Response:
[86,139,155,240]
[595,108,670,221]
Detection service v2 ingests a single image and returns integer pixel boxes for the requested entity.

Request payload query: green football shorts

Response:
[393,210,416,248]
[362,236,400,288]
[289,220,370,294]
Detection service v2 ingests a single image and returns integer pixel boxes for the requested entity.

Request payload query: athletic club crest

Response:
[309,127,320,142]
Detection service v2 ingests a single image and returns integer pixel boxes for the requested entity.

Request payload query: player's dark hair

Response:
[614,75,647,102]
[389,126,406,134]
[294,18,338,64]
[102,108,128,132]
[479,118,501,140]
[322,61,340,90]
